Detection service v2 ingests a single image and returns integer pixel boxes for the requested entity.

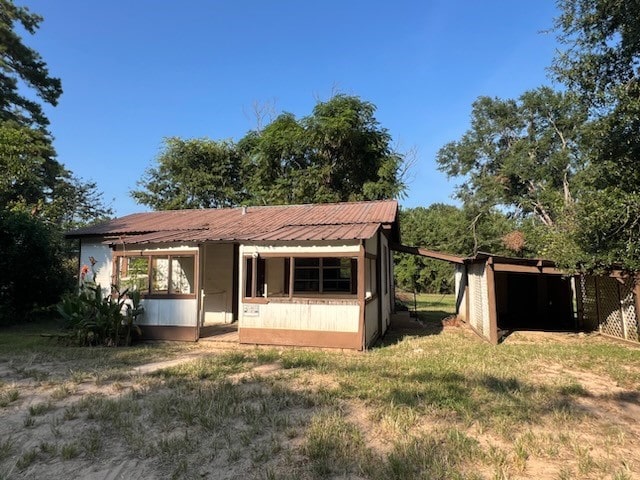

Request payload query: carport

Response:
[391,246,579,344]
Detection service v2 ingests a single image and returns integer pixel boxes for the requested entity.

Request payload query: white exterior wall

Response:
[80,239,113,297]
[241,302,359,332]
[467,262,491,340]
[454,265,468,321]
[239,242,361,333]
[365,300,379,346]
[115,243,198,253]
[365,234,378,255]
[362,232,392,344]
[137,299,198,326]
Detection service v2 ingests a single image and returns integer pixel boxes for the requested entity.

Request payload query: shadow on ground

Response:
[376,310,447,347]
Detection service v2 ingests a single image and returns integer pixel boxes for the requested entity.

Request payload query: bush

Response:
[56,265,143,346]
[0,210,71,324]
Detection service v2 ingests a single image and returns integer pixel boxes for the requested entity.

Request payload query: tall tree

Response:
[133,94,408,209]
[132,138,244,210]
[436,87,587,228]
[394,204,515,293]
[303,95,405,202]
[0,1,111,322]
[0,0,62,129]
[551,0,640,270]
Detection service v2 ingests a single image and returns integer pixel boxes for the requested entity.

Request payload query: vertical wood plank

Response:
[485,259,499,345]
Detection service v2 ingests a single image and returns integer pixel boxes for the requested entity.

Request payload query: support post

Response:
[358,243,366,350]
[485,258,499,345]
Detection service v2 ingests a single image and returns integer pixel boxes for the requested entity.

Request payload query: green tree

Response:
[133,94,408,209]
[302,94,406,202]
[436,87,587,228]
[0,210,70,324]
[0,0,62,130]
[0,1,111,323]
[394,204,515,293]
[551,0,640,271]
[132,137,244,210]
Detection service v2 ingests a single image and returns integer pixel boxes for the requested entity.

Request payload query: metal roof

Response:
[71,200,398,244]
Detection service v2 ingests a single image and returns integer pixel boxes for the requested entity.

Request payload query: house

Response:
[67,200,399,350]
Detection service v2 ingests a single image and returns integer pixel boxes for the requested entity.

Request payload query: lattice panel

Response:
[580,276,598,330]
[620,279,639,342]
[597,277,625,339]
[467,263,489,340]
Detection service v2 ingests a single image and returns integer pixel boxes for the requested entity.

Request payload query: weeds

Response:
[0,439,12,462]
[15,449,38,471]
[28,402,53,416]
[50,383,76,400]
[0,297,639,479]
[60,443,79,460]
[302,411,366,476]
[0,388,19,407]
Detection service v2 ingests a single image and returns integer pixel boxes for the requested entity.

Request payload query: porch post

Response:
[376,231,383,336]
[358,243,366,351]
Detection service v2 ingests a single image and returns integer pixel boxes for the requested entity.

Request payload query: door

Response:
[201,244,235,325]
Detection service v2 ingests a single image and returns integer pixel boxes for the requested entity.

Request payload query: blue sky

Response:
[27,0,561,216]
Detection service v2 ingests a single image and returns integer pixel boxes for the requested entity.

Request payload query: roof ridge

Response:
[135,198,398,214]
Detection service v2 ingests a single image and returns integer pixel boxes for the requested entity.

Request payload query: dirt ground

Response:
[1,322,639,479]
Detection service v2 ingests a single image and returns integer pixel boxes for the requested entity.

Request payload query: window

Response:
[116,253,196,297]
[117,257,150,294]
[152,257,169,294]
[319,258,353,293]
[294,258,320,292]
[171,256,195,294]
[293,257,357,294]
[244,256,265,298]
[244,255,357,298]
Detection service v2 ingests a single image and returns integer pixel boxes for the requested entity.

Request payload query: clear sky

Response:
[26,0,561,217]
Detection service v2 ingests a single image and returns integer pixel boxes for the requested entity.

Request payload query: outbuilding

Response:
[393,246,640,345]
[67,200,399,350]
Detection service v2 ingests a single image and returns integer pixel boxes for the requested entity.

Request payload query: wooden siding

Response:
[240,301,359,332]
[365,298,379,347]
[364,233,378,255]
[137,298,198,327]
[379,233,392,333]
[239,328,361,349]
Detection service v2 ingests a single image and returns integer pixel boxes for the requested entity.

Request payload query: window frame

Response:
[113,251,198,299]
[243,253,358,302]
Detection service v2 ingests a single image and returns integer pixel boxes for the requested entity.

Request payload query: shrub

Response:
[56,263,143,346]
[0,210,72,324]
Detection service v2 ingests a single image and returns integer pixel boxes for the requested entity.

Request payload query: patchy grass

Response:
[396,291,456,324]
[0,315,639,479]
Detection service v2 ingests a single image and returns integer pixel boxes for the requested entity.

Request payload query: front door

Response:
[201,243,235,326]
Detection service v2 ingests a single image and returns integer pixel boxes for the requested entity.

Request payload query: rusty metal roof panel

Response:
[69,200,398,243]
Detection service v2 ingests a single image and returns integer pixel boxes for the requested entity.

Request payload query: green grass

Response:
[1,312,639,479]
[0,320,206,384]
[397,291,457,323]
